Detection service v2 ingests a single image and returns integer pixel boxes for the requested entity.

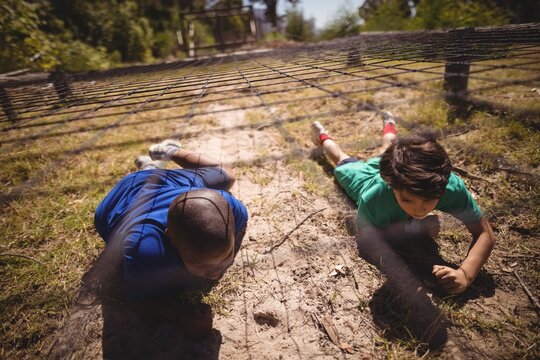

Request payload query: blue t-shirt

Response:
[94,168,248,300]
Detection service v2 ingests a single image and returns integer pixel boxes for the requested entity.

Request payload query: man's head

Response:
[166,189,235,280]
[379,133,452,219]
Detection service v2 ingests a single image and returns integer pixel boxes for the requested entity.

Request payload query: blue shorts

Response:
[336,157,360,167]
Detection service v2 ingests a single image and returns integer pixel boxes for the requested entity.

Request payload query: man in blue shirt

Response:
[94,140,248,340]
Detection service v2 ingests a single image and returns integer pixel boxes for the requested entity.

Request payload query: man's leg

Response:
[148,140,237,189]
[134,155,166,170]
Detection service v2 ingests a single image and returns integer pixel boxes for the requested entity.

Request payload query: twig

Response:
[256,123,272,130]
[0,252,44,265]
[492,167,534,177]
[440,126,477,139]
[264,208,326,254]
[513,270,540,312]
[452,166,494,183]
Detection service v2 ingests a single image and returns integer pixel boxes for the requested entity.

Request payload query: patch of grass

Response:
[403,97,449,128]
[286,158,334,196]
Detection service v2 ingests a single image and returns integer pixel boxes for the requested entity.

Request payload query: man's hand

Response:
[432,265,468,294]
[180,303,213,341]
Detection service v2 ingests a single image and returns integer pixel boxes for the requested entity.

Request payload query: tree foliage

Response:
[0,0,201,73]
[285,8,315,42]
[360,0,513,32]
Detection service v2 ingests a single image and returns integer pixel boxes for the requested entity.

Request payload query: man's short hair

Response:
[379,133,452,200]
[167,189,234,254]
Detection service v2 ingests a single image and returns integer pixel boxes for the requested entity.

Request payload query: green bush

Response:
[56,41,113,72]
[410,0,510,30]
[285,8,315,41]
[361,0,410,31]
[154,31,177,58]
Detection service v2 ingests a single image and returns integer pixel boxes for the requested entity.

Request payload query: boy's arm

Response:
[433,216,495,293]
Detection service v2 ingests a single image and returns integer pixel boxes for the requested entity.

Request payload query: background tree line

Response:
[286,0,540,42]
[1,0,539,73]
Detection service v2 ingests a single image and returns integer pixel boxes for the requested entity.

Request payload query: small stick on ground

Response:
[0,252,44,265]
[513,270,540,312]
[452,166,494,183]
[264,208,326,254]
[440,126,477,139]
[492,167,534,177]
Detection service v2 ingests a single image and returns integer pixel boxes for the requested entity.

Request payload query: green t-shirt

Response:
[334,157,483,228]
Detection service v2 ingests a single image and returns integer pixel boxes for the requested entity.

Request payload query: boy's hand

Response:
[420,215,440,238]
[432,265,468,294]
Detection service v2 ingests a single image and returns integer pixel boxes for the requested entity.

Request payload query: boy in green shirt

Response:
[311,113,495,294]
[311,113,495,349]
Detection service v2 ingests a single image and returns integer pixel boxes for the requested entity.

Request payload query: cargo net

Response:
[2,23,540,360]
[0,23,539,203]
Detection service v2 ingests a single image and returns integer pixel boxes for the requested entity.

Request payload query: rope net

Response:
[0,23,539,203]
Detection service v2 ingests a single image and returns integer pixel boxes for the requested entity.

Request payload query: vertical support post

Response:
[347,48,362,66]
[49,71,72,101]
[248,5,257,42]
[0,86,17,122]
[179,15,189,54]
[188,22,196,58]
[443,28,473,122]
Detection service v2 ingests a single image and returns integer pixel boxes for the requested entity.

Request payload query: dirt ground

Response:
[42,102,539,359]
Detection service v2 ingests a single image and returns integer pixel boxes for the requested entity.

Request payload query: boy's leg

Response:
[380,111,397,154]
[311,121,351,166]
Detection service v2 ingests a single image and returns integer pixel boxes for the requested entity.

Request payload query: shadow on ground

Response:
[368,235,496,354]
[47,250,222,360]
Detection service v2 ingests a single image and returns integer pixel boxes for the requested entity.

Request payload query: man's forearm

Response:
[170,149,222,169]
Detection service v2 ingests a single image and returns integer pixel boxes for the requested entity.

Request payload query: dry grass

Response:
[1,53,539,359]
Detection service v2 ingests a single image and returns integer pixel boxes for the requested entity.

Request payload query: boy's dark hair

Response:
[167,189,233,254]
[379,133,452,200]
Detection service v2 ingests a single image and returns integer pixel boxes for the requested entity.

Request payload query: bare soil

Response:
[43,103,539,359]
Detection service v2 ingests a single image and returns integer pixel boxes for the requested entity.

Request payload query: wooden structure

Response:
[179,6,257,57]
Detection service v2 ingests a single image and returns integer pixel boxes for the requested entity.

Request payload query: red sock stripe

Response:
[319,133,332,143]
[383,123,397,135]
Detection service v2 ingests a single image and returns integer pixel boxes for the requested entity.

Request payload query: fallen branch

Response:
[256,123,272,130]
[452,166,494,183]
[0,252,45,265]
[492,167,535,177]
[513,270,540,312]
[440,126,477,139]
[264,208,326,254]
